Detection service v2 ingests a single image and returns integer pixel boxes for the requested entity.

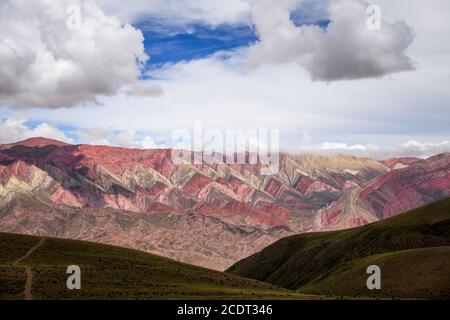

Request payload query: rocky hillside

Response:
[315,153,450,230]
[0,137,448,270]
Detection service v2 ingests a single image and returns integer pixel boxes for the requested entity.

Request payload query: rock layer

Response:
[0,138,448,270]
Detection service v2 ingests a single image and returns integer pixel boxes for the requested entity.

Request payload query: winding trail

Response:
[12,238,46,300]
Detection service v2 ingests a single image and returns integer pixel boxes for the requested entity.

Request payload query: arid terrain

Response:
[0,137,449,270]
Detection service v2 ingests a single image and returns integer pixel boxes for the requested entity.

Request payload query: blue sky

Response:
[137,12,330,68]
[140,24,257,67]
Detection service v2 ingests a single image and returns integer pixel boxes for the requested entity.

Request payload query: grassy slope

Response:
[227,198,450,299]
[0,233,316,300]
[300,246,450,299]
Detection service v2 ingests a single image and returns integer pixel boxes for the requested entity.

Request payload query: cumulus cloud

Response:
[398,140,450,158]
[97,0,251,27]
[78,128,165,149]
[26,43,450,149]
[5,1,449,154]
[0,0,148,109]
[125,82,164,97]
[248,0,415,80]
[0,116,72,144]
[2,115,448,158]
[316,140,450,159]
[320,142,372,151]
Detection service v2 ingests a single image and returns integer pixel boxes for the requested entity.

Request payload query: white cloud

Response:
[125,82,164,97]
[97,0,251,27]
[0,0,147,109]
[320,142,371,151]
[2,0,449,155]
[0,116,72,144]
[314,140,450,159]
[78,127,165,149]
[1,115,448,158]
[248,0,415,80]
[399,140,450,157]
[141,136,167,149]
[77,127,112,146]
[23,40,450,150]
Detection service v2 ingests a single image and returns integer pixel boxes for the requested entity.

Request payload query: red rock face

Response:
[316,153,450,231]
[361,153,450,218]
[294,175,315,194]
[0,137,447,270]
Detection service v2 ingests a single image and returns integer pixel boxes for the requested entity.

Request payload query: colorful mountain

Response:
[0,138,448,270]
[315,153,450,230]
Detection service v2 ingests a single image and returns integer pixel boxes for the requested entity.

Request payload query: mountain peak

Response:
[5,137,70,148]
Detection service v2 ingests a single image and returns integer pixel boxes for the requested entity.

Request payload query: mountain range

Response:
[0,137,448,270]
[228,198,450,299]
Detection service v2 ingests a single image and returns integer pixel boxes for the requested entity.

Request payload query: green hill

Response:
[0,232,316,300]
[227,198,450,299]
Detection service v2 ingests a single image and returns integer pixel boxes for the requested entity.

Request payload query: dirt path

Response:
[12,238,46,300]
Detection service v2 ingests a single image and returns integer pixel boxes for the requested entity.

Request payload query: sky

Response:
[0,0,449,158]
